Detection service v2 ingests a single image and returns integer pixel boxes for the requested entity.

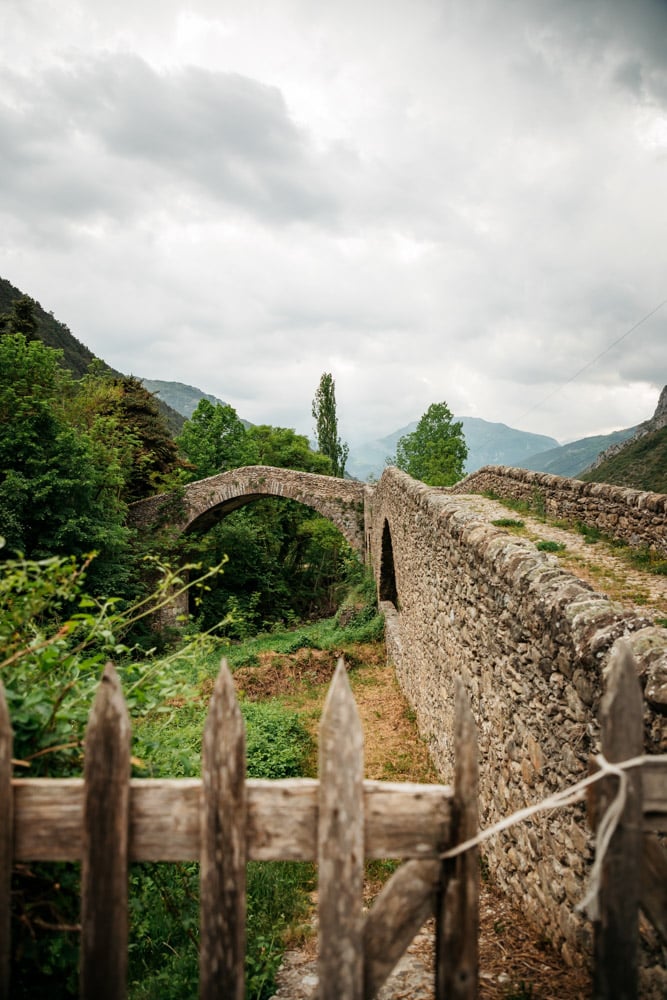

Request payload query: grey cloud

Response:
[0,53,339,228]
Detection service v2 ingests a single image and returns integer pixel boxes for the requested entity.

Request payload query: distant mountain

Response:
[519,426,638,478]
[346,416,558,481]
[140,379,251,428]
[579,386,667,494]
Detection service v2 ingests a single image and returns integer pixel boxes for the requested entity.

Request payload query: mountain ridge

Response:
[3,273,662,488]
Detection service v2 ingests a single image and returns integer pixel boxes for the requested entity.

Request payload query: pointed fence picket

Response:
[0,657,479,1000]
[588,641,667,1000]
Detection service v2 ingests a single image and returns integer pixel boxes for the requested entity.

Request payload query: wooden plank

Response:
[0,682,12,1000]
[364,860,438,998]
[318,659,364,1000]
[80,663,131,1000]
[199,660,246,1000]
[593,641,643,1000]
[13,778,453,862]
[641,760,667,830]
[640,833,667,947]
[436,677,479,1000]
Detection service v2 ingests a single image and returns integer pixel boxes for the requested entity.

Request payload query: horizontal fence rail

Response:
[12,777,455,862]
[0,657,479,1000]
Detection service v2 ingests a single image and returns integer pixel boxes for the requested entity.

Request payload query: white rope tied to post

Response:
[440,752,667,921]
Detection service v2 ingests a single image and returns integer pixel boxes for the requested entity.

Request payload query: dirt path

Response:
[455,492,667,621]
[268,503,666,998]
[266,661,590,999]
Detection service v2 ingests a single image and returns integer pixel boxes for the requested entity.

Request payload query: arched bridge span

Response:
[128,465,367,554]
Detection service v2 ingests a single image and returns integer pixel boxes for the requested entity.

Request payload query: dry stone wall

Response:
[452,464,667,555]
[129,465,366,554]
[369,467,667,977]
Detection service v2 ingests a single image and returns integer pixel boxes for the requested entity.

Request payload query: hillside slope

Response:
[520,426,637,478]
[580,425,667,493]
[0,276,98,377]
[1,275,185,434]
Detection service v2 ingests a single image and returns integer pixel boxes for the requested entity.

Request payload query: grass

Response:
[492,517,525,530]
[535,540,566,553]
[124,581,391,1000]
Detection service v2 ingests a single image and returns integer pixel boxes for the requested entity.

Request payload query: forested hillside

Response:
[0,276,97,376]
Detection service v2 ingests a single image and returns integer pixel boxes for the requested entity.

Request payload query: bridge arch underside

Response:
[182,490,363,555]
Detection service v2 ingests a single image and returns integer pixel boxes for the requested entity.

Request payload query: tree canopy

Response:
[176,399,253,481]
[0,294,38,340]
[0,334,131,592]
[312,372,348,477]
[393,401,467,486]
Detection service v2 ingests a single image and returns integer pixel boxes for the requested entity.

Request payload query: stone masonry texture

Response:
[369,466,667,982]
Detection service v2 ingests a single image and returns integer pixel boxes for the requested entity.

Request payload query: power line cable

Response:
[516,297,667,424]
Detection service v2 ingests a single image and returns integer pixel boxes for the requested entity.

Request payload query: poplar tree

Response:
[312,372,349,477]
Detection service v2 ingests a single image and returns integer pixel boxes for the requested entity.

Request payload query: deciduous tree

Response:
[177,399,255,481]
[393,401,467,486]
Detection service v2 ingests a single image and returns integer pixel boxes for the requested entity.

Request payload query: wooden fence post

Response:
[593,641,643,1000]
[436,676,479,1000]
[80,663,131,1000]
[0,681,12,1000]
[318,658,364,1000]
[199,660,246,1000]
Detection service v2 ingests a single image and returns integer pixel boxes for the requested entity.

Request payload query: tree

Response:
[0,294,38,340]
[393,401,467,486]
[0,334,132,593]
[176,399,255,481]
[247,425,332,475]
[312,372,349,477]
[110,376,182,501]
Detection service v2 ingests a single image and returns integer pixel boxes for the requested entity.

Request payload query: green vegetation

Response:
[5,549,382,997]
[483,490,548,522]
[0,332,184,595]
[492,517,525,529]
[311,371,349,478]
[574,522,602,544]
[393,401,467,486]
[580,425,667,494]
[536,540,566,553]
[176,400,355,633]
[0,280,96,377]
[176,399,252,479]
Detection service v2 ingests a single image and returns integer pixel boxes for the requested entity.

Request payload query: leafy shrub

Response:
[492,517,525,529]
[242,701,313,779]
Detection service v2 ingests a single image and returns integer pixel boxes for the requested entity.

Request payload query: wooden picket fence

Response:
[589,642,667,1000]
[0,658,479,1000]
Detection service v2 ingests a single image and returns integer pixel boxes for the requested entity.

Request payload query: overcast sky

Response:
[1,0,666,446]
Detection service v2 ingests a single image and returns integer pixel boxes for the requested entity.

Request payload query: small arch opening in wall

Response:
[379,519,399,607]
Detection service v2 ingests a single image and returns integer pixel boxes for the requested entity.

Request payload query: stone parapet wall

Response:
[370,467,667,976]
[451,465,667,555]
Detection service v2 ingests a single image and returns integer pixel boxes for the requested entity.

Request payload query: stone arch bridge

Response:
[128,465,368,554]
[131,462,667,977]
